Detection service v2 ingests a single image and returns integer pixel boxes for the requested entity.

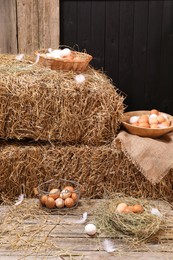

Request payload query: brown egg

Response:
[60,189,71,199]
[64,186,74,193]
[157,114,165,123]
[138,115,149,123]
[45,197,56,209]
[65,197,75,208]
[71,192,78,203]
[150,124,159,129]
[49,188,60,199]
[127,206,135,212]
[138,122,150,128]
[150,109,159,115]
[40,195,48,206]
[116,203,127,213]
[133,204,144,213]
[131,122,138,126]
[55,198,65,208]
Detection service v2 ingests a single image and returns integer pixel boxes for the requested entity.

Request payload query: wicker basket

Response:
[37,178,81,212]
[122,110,173,138]
[35,49,93,72]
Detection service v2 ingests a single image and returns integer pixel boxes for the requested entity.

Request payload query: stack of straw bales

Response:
[0,54,173,202]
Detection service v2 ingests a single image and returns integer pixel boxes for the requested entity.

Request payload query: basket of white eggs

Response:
[37,178,81,212]
[35,47,93,72]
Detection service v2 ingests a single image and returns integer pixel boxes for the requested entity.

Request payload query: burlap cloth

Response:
[114,130,173,184]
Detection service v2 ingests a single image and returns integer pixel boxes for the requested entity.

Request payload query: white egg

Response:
[149,114,157,119]
[85,223,97,236]
[158,124,167,129]
[129,116,139,124]
[51,49,62,58]
[75,74,85,84]
[161,113,168,120]
[47,48,52,53]
[61,48,71,57]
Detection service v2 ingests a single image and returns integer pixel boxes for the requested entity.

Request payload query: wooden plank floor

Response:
[0,199,173,260]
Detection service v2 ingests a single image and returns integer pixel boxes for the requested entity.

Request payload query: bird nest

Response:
[95,193,166,244]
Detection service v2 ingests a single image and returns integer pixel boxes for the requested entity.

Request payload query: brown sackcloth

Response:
[114,130,173,184]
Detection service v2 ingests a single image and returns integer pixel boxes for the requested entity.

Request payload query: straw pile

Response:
[0,54,124,145]
[95,193,165,244]
[0,140,173,203]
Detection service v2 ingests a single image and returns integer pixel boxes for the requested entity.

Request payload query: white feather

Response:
[27,54,40,67]
[75,212,88,224]
[102,239,116,253]
[151,208,161,217]
[75,74,85,84]
[15,194,25,206]
[15,54,24,61]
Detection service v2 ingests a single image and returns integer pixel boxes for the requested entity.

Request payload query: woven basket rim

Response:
[35,49,93,63]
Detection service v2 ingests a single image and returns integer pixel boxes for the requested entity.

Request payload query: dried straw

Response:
[0,199,81,259]
[0,54,124,145]
[95,193,165,244]
[0,140,173,203]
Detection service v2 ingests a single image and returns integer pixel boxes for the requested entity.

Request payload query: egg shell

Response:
[127,206,135,212]
[161,121,170,127]
[150,124,159,129]
[131,122,139,126]
[61,48,71,57]
[71,192,78,203]
[63,186,74,192]
[149,117,158,125]
[85,224,97,236]
[158,123,167,129]
[150,109,159,115]
[138,122,150,128]
[65,197,75,208]
[129,116,139,124]
[133,204,144,213]
[138,115,149,123]
[45,197,56,209]
[55,198,65,208]
[60,189,72,199]
[40,195,48,206]
[149,114,157,119]
[49,188,60,199]
[116,203,127,213]
[157,114,165,123]
[161,113,168,120]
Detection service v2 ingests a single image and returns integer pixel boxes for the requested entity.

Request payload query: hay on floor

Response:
[0,140,173,203]
[0,54,124,145]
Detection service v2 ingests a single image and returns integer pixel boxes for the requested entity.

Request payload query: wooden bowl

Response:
[122,110,173,138]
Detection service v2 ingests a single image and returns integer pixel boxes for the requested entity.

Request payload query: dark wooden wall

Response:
[60,0,173,114]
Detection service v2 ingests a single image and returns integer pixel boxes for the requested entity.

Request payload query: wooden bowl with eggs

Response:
[37,178,81,212]
[122,110,173,138]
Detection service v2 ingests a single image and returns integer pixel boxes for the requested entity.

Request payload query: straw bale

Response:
[0,140,173,203]
[0,54,124,145]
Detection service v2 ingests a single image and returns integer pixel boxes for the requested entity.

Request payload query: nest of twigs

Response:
[95,193,165,244]
[0,54,124,145]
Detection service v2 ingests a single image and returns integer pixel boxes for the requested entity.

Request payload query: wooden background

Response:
[0,0,173,114]
[60,0,173,114]
[0,0,60,54]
